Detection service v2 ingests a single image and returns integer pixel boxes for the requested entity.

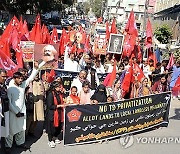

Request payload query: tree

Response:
[91,0,103,17]
[1,0,74,15]
[154,24,172,44]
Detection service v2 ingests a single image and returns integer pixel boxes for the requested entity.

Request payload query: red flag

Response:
[49,28,58,44]
[106,21,110,40]
[1,16,19,41]
[1,40,11,58]
[145,19,153,48]
[22,20,30,40]
[110,18,117,34]
[107,61,117,87]
[166,53,175,70]
[29,14,42,43]
[84,35,91,52]
[34,20,42,44]
[132,63,145,82]
[172,77,180,97]
[125,10,138,36]
[121,66,133,96]
[0,49,18,76]
[123,10,138,57]
[148,49,157,68]
[59,29,67,55]
[42,24,50,44]
[9,27,20,51]
[47,69,55,83]
[97,17,103,23]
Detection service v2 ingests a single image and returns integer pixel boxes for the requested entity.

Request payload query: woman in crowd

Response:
[46,82,65,148]
[91,84,107,104]
[137,77,152,97]
[66,86,80,104]
[112,79,123,101]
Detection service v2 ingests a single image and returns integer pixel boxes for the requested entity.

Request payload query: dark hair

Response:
[82,81,90,87]
[149,59,154,63]
[0,68,7,74]
[13,72,23,79]
[17,68,27,73]
[156,62,161,67]
[52,81,61,89]
[71,86,77,91]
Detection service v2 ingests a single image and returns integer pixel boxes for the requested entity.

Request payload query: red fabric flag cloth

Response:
[59,29,67,55]
[172,77,180,97]
[9,27,20,51]
[49,28,58,44]
[0,49,18,76]
[103,62,117,87]
[34,21,42,44]
[145,19,153,48]
[110,18,117,34]
[16,50,23,68]
[106,21,110,41]
[131,63,145,82]
[123,10,138,58]
[107,61,117,87]
[121,66,133,97]
[42,24,50,44]
[125,10,138,36]
[1,16,19,41]
[123,34,137,57]
[1,40,11,58]
[30,14,42,43]
[148,49,157,68]
[22,20,30,40]
[47,69,56,83]
[166,53,175,70]
[97,17,103,23]
[131,44,142,62]
[84,35,91,52]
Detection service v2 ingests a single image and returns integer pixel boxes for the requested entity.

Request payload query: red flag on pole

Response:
[166,53,175,70]
[42,24,50,44]
[49,28,58,44]
[0,49,18,76]
[59,29,67,55]
[110,18,117,34]
[125,10,138,36]
[47,69,56,83]
[123,10,138,57]
[145,19,153,48]
[121,66,133,97]
[106,21,110,40]
[107,61,117,87]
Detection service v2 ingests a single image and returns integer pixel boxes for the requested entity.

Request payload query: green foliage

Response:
[154,24,172,44]
[91,0,103,17]
[1,0,73,14]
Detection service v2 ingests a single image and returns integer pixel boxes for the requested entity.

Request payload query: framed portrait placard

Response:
[34,44,59,69]
[93,38,107,55]
[107,34,124,54]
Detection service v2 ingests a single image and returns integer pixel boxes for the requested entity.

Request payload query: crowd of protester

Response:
[0,47,180,152]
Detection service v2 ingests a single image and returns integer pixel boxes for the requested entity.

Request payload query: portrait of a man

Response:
[108,34,124,54]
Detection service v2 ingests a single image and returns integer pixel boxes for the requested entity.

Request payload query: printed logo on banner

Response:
[67,109,82,122]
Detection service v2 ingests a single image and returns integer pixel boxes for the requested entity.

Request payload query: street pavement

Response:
[2,98,180,154]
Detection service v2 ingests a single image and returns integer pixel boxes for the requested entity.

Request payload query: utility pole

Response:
[143,0,149,37]
[143,0,149,59]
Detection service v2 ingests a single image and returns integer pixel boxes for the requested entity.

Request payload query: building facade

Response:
[107,0,156,33]
[154,0,180,41]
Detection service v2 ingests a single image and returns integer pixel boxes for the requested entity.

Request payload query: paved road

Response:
[2,98,180,154]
